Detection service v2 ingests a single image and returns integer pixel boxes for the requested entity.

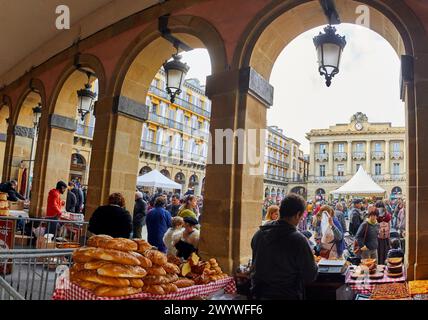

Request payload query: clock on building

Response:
[355,122,363,131]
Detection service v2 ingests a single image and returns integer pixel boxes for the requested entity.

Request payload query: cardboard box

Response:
[9,201,24,211]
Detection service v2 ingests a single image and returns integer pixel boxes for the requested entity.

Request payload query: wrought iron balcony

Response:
[148,86,211,118]
[333,175,347,182]
[390,151,404,160]
[140,140,207,165]
[371,151,385,160]
[267,140,288,154]
[334,152,347,161]
[352,152,366,160]
[265,173,289,183]
[390,174,406,181]
[372,174,385,181]
[75,124,94,139]
[315,153,329,161]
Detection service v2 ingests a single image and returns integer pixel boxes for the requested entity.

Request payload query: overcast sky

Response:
[181,23,405,154]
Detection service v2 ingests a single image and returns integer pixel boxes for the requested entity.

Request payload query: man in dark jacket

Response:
[133,191,147,238]
[66,184,77,213]
[0,180,25,201]
[349,199,363,236]
[145,196,172,253]
[250,193,318,300]
[166,194,181,217]
[69,181,83,213]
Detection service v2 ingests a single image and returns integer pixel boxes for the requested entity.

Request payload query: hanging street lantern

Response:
[163,50,190,104]
[313,25,347,87]
[32,103,42,129]
[77,72,97,122]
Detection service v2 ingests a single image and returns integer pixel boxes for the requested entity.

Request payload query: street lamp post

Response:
[26,103,42,199]
[313,25,347,87]
[77,72,97,122]
[163,47,190,104]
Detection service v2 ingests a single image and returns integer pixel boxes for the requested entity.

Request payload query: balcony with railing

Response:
[390,151,404,160]
[315,153,329,161]
[352,152,366,160]
[140,140,207,165]
[372,174,385,182]
[264,173,289,183]
[148,86,211,118]
[75,124,94,139]
[390,173,406,181]
[267,141,288,153]
[333,175,347,182]
[371,151,385,160]
[334,152,347,161]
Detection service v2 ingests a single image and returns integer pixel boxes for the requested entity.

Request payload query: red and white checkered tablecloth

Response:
[345,266,406,295]
[52,277,237,300]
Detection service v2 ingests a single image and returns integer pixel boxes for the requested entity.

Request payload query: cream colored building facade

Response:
[306,113,406,200]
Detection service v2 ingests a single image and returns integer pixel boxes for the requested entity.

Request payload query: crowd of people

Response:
[253,193,406,299]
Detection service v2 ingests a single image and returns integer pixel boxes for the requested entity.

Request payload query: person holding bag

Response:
[354,206,379,263]
[319,205,345,259]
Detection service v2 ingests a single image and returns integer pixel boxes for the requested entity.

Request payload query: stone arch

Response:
[111,15,228,102]
[139,166,152,176]
[160,169,171,179]
[230,0,428,279]
[392,186,402,195]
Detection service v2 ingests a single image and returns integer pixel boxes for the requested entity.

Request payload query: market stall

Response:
[136,169,182,191]
[52,235,237,300]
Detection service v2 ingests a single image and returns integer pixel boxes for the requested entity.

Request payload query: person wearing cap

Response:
[133,191,147,239]
[349,199,364,236]
[174,216,200,259]
[46,181,67,234]
[0,180,25,202]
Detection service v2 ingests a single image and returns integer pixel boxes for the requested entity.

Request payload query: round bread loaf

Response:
[97,263,147,278]
[161,283,179,294]
[143,285,165,295]
[128,251,152,268]
[146,266,167,276]
[143,275,170,285]
[133,239,153,252]
[87,235,113,247]
[95,286,142,297]
[163,262,180,275]
[174,278,195,288]
[143,250,167,266]
[73,270,130,287]
[129,279,145,288]
[76,247,141,266]
[88,236,138,252]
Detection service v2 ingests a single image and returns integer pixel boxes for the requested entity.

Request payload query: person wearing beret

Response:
[174,217,200,259]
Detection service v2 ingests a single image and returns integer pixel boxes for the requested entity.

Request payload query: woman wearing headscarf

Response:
[319,205,345,259]
[376,201,392,264]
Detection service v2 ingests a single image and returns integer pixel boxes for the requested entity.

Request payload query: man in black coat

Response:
[133,191,147,238]
[0,180,25,201]
[349,199,364,236]
[66,185,77,213]
[166,194,181,217]
[251,193,318,300]
[69,181,83,213]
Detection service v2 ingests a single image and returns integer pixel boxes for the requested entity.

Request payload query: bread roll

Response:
[175,279,195,288]
[167,254,182,266]
[143,285,165,295]
[84,261,109,270]
[73,249,95,263]
[163,262,180,275]
[146,266,167,276]
[129,279,145,288]
[76,247,141,266]
[73,270,130,287]
[133,239,153,252]
[143,250,167,266]
[95,286,142,297]
[87,235,113,247]
[129,252,152,268]
[143,275,169,285]
[165,273,179,283]
[72,279,100,291]
[209,258,217,265]
[97,263,147,278]
[161,283,179,294]
[73,263,86,272]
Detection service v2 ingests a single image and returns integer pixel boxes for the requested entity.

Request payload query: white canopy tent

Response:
[136,169,182,190]
[330,167,386,197]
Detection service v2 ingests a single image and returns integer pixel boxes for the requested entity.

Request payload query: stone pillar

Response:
[385,139,390,178]
[199,67,271,274]
[1,125,15,181]
[30,114,77,217]
[309,142,315,179]
[328,141,334,177]
[366,140,371,174]
[0,135,5,181]
[85,96,148,219]
[413,52,428,279]
[346,141,352,177]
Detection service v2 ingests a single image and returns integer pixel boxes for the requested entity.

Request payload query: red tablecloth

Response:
[345,266,406,295]
[52,277,237,300]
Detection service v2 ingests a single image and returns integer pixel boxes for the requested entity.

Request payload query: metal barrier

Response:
[0,249,74,300]
[0,216,89,250]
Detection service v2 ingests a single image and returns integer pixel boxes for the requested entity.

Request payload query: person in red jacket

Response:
[46,181,67,234]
